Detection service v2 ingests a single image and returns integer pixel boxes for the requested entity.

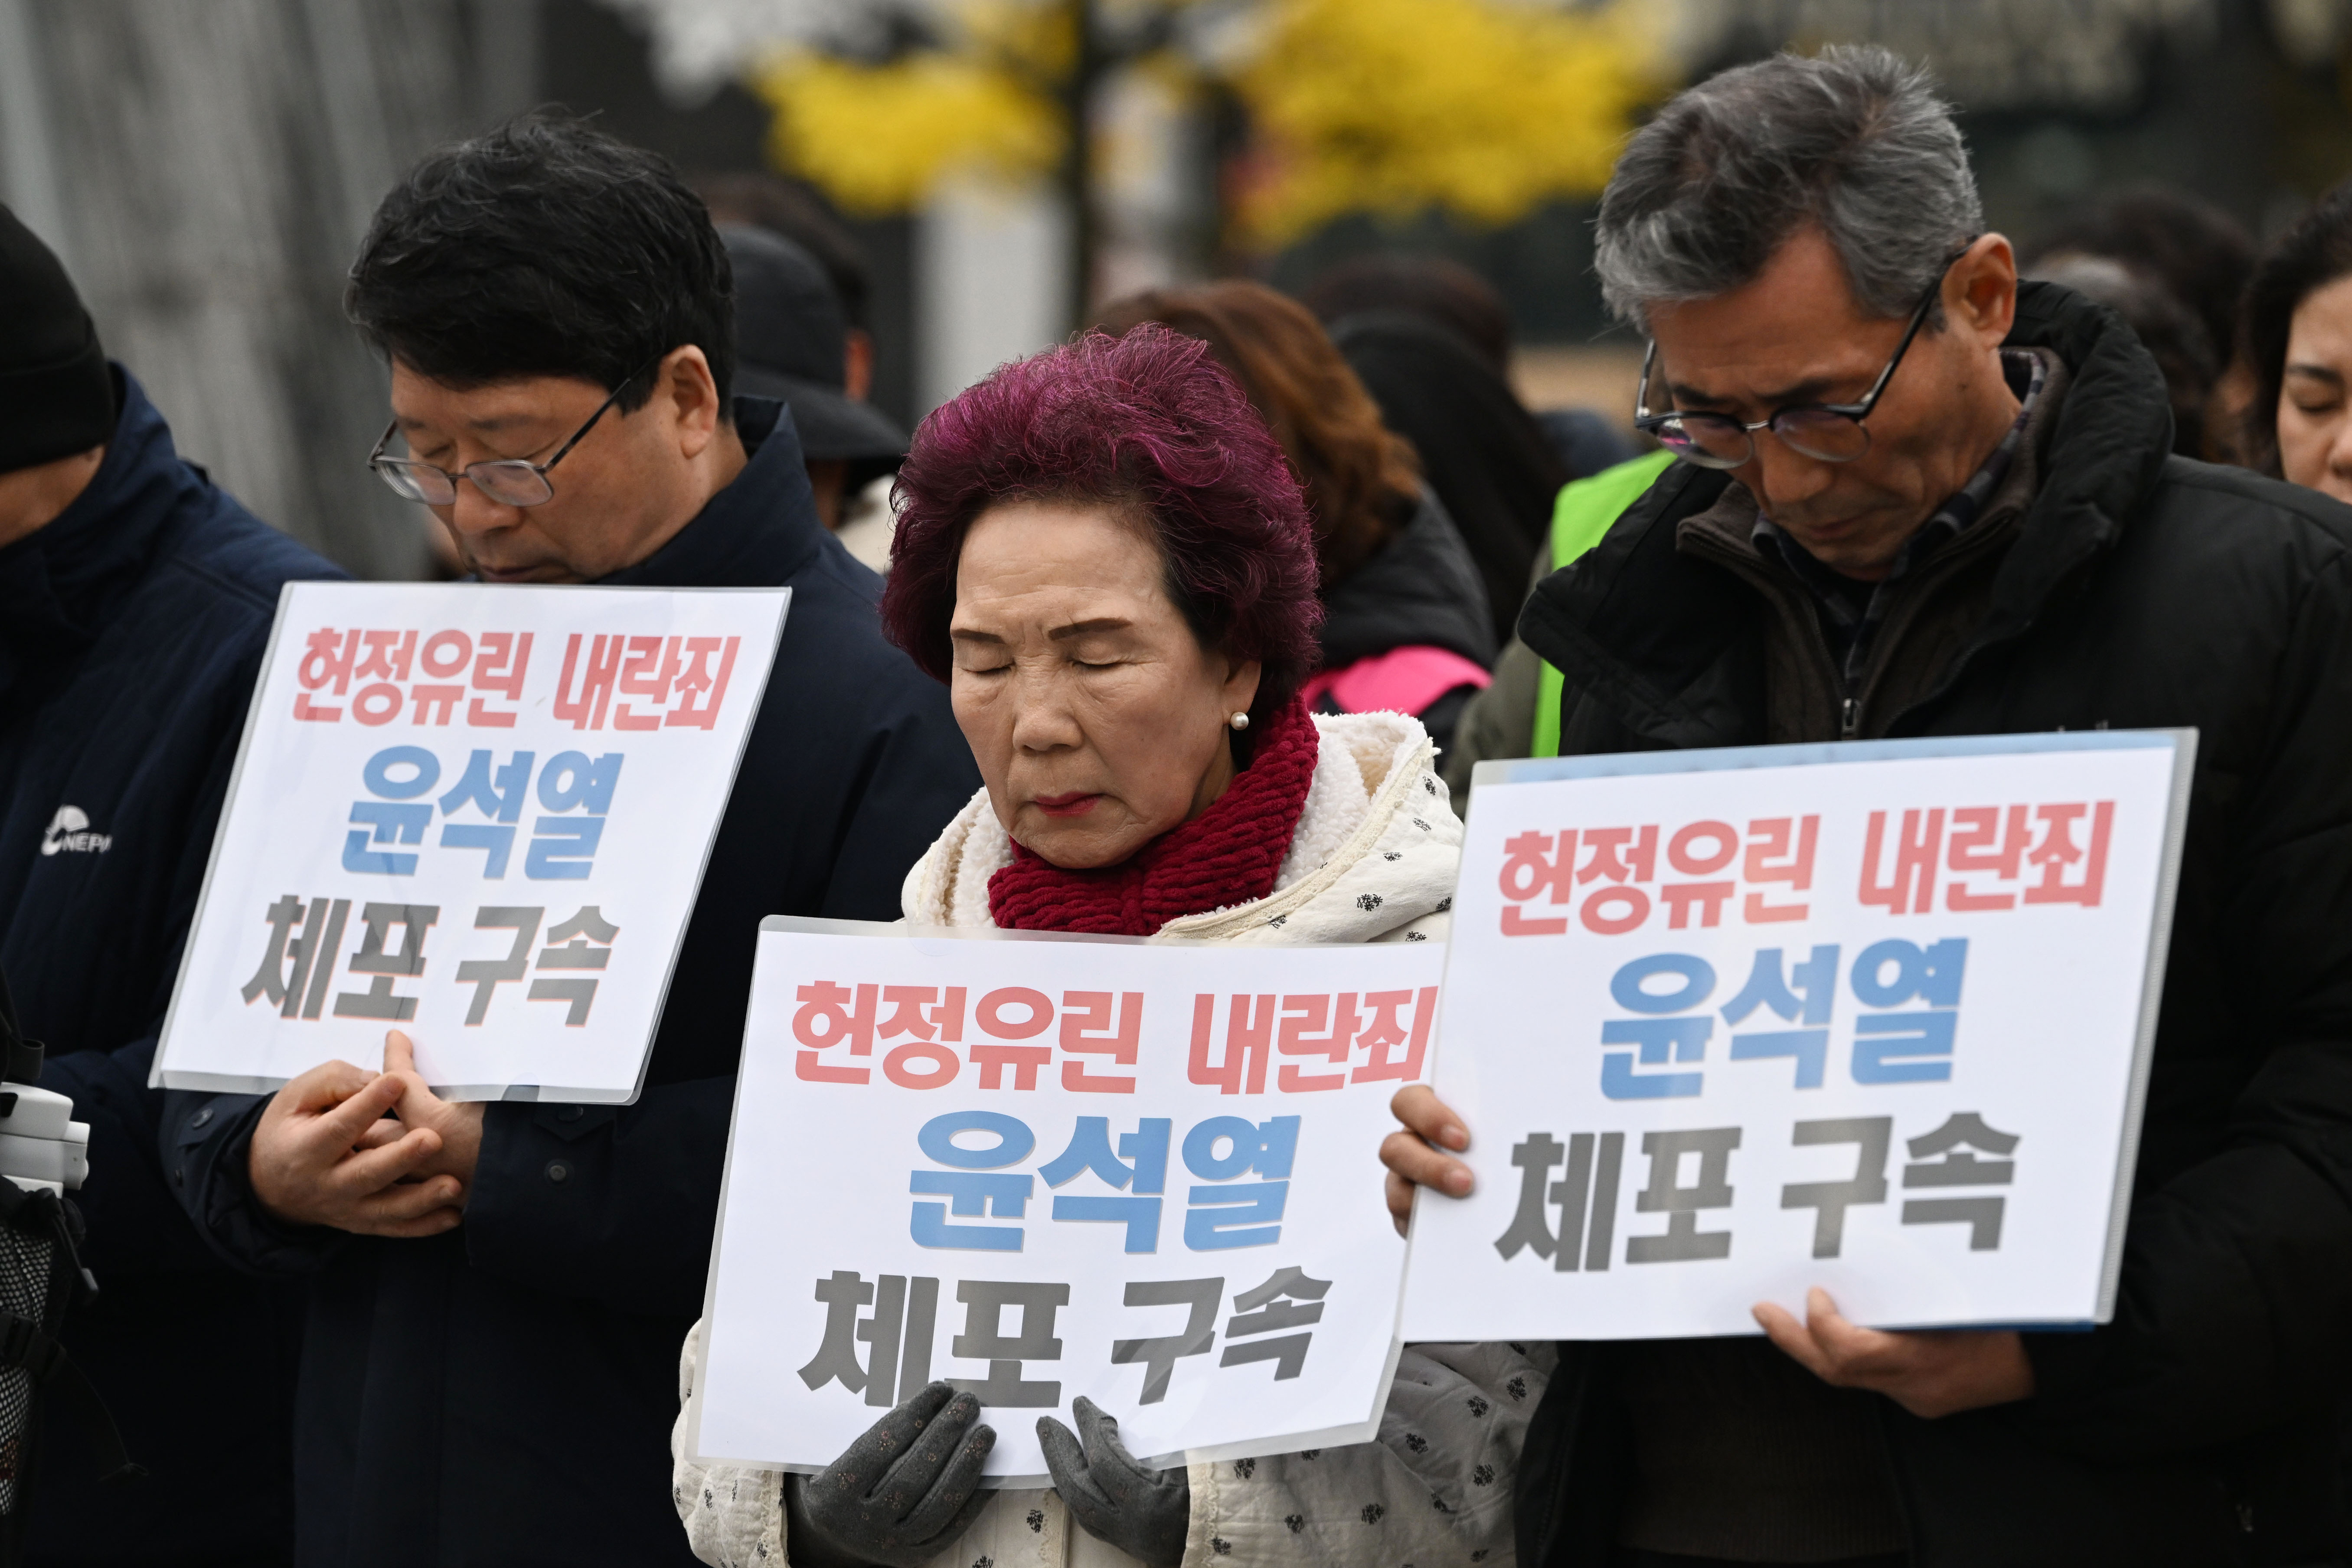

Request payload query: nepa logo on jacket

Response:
[41,806,111,856]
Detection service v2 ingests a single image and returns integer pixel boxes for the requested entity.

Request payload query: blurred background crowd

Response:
[4,0,2344,579]
[15,6,2352,1565]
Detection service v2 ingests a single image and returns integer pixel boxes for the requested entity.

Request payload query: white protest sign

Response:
[1399,731,2192,1342]
[690,918,1442,1484]
[153,581,787,1102]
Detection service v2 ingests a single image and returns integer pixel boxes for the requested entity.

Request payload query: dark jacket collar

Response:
[1319,487,1500,670]
[0,368,201,674]
[1517,282,2174,748]
[596,397,831,590]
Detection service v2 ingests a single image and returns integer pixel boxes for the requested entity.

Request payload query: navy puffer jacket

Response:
[0,368,343,1564]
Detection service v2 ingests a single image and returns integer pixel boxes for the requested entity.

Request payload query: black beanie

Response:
[0,204,113,473]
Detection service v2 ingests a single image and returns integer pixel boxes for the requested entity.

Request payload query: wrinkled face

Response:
[950,500,1261,870]
[1646,227,2019,580]
[2277,273,2352,506]
[386,348,723,583]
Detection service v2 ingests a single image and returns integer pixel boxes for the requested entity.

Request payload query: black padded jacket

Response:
[1512,283,2352,1567]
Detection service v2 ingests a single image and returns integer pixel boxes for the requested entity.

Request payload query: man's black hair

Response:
[348,112,734,415]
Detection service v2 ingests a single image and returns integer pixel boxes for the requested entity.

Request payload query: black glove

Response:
[786,1382,995,1568]
[1037,1395,1190,1568]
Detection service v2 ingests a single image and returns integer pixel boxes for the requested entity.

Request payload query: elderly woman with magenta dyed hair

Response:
[672,325,1546,1568]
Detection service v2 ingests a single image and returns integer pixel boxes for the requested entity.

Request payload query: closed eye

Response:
[2286,367,2344,415]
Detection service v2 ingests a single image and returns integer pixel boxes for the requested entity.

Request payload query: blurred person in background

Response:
[719,224,907,566]
[697,170,877,396]
[2241,179,2352,506]
[1297,256,1645,793]
[1300,253,1514,367]
[163,116,976,1567]
[1318,308,1570,649]
[1301,254,1636,482]
[2021,252,2219,457]
[1388,45,2352,1566]
[0,202,342,1565]
[1095,282,1495,754]
[701,172,904,565]
[1438,444,1674,797]
[675,323,1545,1568]
[2033,185,2256,462]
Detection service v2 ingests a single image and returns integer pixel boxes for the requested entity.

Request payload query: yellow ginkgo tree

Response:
[749,0,1664,325]
[1232,0,1656,245]
[756,1,1081,217]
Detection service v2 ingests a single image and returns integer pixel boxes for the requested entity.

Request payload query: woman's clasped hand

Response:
[782,1384,996,1568]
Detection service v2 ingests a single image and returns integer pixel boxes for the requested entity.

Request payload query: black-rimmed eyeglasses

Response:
[1632,251,1967,470]
[367,357,657,507]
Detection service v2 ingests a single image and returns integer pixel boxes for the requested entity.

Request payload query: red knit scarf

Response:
[987,698,1320,935]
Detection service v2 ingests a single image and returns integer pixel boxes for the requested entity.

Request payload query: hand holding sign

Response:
[1753,1286,2035,1419]
[379,1029,486,1193]
[1037,1396,1190,1567]
[248,1054,462,1236]
[691,921,1438,1481]
[1386,1089,2040,1418]
[1399,733,2192,1343]
[1381,1084,1473,1234]
[786,1381,995,1568]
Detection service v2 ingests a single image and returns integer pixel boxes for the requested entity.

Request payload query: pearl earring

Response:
[1229,711,1251,731]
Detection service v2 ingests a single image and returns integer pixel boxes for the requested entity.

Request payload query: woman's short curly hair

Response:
[881,325,1323,727]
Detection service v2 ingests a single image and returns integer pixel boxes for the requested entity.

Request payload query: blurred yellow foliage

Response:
[1233,0,1658,243]
[755,48,1062,215]
[754,0,1660,237]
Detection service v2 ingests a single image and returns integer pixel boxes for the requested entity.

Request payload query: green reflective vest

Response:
[1531,449,1677,758]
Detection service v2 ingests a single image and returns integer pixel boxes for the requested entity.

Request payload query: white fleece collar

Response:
[900,711,1460,945]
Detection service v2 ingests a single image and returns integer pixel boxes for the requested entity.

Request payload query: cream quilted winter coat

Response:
[674,712,1552,1568]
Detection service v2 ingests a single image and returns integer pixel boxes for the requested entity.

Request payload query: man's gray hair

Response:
[1594,45,1981,328]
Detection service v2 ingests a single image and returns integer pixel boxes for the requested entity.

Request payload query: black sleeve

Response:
[2023,549,2352,1454]
[41,1035,218,1278]
[462,1078,733,1317]
[815,664,980,921]
[162,1089,347,1277]
[47,656,260,1282]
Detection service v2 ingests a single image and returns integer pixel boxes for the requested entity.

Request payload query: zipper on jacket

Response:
[1840,697,1860,740]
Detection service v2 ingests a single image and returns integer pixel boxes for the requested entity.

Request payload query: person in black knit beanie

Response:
[0,206,113,510]
[0,201,342,1566]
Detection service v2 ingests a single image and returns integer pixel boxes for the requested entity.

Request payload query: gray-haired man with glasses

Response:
[1386,44,2352,1568]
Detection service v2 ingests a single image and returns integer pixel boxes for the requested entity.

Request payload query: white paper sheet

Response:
[690,918,1443,1485]
[153,580,787,1102]
[1399,731,2191,1341]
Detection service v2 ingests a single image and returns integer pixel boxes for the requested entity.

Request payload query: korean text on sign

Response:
[1401,733,2190,1343]
[690,921,1442,1483]
[153,581,787,1104]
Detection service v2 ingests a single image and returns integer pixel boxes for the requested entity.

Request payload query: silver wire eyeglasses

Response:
[366,357,657,507]
[1632,251,1967,470]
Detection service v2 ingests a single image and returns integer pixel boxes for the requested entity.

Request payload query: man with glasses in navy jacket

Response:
[165,116,978,1566]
